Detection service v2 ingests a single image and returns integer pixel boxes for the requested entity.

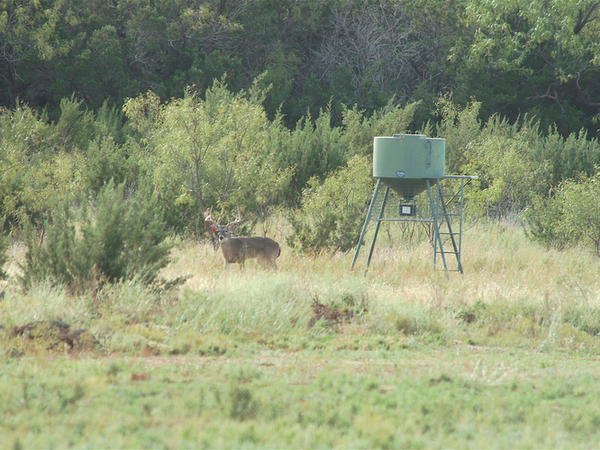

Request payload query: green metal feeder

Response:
[352,133,477,276]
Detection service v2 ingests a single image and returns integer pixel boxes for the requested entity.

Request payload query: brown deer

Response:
[205,214,281,270]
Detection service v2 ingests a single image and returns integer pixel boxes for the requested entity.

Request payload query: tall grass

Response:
[1,220,600,356]
[161,220,600,352]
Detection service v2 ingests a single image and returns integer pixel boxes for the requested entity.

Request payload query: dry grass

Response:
[2,219,600,356]
[137,220,600,353]
[165,219,600,313]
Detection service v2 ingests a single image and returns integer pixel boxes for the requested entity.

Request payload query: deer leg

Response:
[259,257,276,271]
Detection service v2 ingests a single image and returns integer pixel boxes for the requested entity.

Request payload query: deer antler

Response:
[225,208,243,228]
[204,210,219,227]
[226,216,242,228]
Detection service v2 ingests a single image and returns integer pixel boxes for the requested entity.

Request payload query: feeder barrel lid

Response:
[392,133,426,138]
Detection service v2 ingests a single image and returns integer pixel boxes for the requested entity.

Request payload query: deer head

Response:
[205,213,241,242]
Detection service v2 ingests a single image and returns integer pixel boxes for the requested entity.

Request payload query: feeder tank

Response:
[373,133,445,199]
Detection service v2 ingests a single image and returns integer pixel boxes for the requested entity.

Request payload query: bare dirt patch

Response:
[308,296,367,329]
[9,320,99,352]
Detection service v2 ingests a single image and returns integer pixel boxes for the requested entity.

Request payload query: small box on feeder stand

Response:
[400,204,416,217]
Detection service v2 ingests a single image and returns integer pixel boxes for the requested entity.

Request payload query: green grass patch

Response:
[2,350,600,448]
[1,223,600,447]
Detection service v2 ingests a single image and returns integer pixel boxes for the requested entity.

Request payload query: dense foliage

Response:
[1,0,598,136]
[287,154,374,255]
[526,171,600,256]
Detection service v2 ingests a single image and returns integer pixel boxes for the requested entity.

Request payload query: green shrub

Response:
[524,193,569,250]
[21,180,172,293]
[84,136,132,195]
[559,173,600,256]
[463,133,551,219]
[0,103,54,229]
[273,106,347,205]
[525,170,600,255]
[287,155,373,255]
[538,128,600,183]
[52,95,95,153]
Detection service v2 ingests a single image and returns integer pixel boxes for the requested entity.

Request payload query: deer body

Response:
[220,235,280,270]
[206,214,281,270]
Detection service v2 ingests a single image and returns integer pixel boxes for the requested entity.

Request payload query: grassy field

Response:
[1,221,600,448]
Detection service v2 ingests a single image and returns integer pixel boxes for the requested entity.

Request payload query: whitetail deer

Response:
[205,214,281,270]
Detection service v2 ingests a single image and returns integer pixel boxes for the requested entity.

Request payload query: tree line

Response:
[1,0,599,136]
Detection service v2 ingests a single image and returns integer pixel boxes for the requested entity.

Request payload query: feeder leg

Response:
[351,179,382,271]
[364,185,390,275]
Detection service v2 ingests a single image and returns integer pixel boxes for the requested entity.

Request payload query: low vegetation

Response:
[1,221,600,448]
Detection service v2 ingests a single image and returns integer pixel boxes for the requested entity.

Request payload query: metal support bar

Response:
[364,185,390,275]
[427,180,449,274]
[351,178,381,271]
[458,177,466,271]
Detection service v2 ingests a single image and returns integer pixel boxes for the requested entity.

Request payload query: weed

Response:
[229,386,259,421]
[393,316,418,335]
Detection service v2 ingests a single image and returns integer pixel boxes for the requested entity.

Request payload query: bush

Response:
[84,136,132,195]
[463,133,551,219]
[558,173,600,256]
[538,128,600,183]
[525,170,600,256]
[125,80,290,233]
[274,106,347,206]
[524,193,569,250]
[287,155,373,255]
[21,180,173,293]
